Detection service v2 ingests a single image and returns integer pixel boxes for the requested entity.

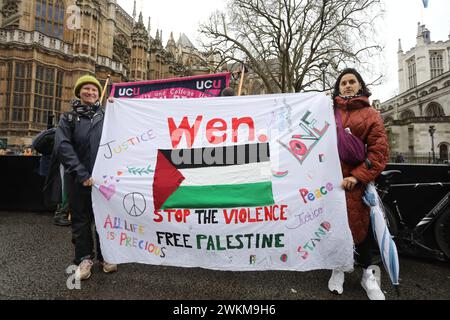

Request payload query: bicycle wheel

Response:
[434,207,450,259]
[383,204,399,236]
[370,204,399,265]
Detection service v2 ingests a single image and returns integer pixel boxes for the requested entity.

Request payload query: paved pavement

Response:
[1,211,449,300]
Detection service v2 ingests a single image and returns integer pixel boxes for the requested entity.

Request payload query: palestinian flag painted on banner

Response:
[153,143,275,209]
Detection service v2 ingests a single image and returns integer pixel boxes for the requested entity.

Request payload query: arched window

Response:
[441,144,449,160]
[430,51,443,79]
[425,102,445,117]
[400,109,415,120]
[35,0,65,40]
[439,143,449,161]
[407,57,417,89]
[383,116,394,125]
[429,86,438,93]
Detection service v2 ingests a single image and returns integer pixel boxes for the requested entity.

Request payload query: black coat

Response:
[55,106,104,184]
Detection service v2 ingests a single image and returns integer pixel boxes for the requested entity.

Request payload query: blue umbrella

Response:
[363,183,400,296]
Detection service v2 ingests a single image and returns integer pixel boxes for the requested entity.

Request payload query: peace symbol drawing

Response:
[122,192,147,217]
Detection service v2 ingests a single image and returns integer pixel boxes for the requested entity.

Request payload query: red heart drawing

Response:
[117,171,123,176]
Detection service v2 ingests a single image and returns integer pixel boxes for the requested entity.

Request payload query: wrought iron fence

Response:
[389,152,450,164]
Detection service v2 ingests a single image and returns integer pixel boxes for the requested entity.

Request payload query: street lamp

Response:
[319,62,328,91]
[429,125,436,163]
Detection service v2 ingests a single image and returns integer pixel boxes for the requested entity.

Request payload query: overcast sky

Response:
[117,0,450,102]
[375,0,449,101]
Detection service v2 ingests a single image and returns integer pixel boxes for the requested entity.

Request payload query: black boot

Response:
[53,209,71,227]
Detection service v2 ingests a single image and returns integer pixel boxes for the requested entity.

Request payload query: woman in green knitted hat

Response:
[73,75,102,101]
[55,74,117,280]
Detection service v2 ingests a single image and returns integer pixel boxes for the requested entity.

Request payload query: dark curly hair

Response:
[332,68,371,98]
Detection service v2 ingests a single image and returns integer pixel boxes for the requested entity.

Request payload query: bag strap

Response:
[65,111,79,130]
[335,104,370,167]
[334,106,344,129]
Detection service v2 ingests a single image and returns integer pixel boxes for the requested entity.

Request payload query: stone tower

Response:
[97,0,116,59]
[130,12,148,81]
[72,0,101,73]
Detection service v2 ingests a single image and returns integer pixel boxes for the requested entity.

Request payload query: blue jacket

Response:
[55,104,104,184]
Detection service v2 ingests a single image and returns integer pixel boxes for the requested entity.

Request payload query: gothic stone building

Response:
[377,24,450,162]
[0,0,219,148]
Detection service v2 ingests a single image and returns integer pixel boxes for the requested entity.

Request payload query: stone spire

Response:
[397,39,403,53]
[131,11,149,81]
[132,0,136,24]
[132,11,148,42]
[167,32,176,47]
[147,16,151,37]
[166,31,177,56]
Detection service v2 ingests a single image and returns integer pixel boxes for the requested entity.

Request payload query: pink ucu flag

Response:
[110,73,230,99]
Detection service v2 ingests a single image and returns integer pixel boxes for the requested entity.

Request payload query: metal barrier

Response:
[390,152,450,164]
[0,155,50,212]
[380,163,450,226]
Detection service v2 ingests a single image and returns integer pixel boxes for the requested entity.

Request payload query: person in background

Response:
[327,68,389,300]
[53,170,72,226]
[33,114,72,227]
[23,147,33,156]
[220,87,235,96]
[395,153,405,163]
[55,75,117,281]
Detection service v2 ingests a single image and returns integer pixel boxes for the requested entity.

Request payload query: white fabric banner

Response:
[92,92,354,271]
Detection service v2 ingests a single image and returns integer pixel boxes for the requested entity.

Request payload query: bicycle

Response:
[373,170,450,262]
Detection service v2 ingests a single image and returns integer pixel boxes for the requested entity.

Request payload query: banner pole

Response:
[100,74,111,105]
[237,64,245,96]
